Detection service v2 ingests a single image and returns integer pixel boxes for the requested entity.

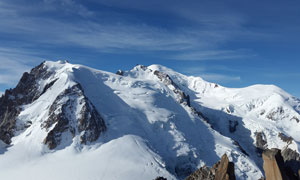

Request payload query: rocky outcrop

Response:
[262,148,299,180]
[42,84,106,149]
[116,70,124,76]
[185,154,236,180]
[256,132,268,153]
[228,120,238,133]
[185,166,214,180]
[266,107,285,121]
[0,62,54,144]
[278,133,293,145]
[153,70,190,107]
[291,116,299,123]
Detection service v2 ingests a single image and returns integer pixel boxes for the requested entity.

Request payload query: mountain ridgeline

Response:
[0,61,299,180]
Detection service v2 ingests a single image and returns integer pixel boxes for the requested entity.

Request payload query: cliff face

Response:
[0,62,53,144]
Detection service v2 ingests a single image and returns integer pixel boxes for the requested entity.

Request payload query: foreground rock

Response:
[185,154,235,180]
[263,148,299,180]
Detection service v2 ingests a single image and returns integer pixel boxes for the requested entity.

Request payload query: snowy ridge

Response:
[0,61,299,180]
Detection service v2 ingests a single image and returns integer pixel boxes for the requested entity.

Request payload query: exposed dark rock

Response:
[278,133,293,145]
[185,154,235,180]
[229,120,238,133]
[153,70,191,108]
[186,94,191,107]
[153,70,174,86]
[266,107,285,121]
[42,84,106,149]
[291,116,299,123]
[0,61,54,144]
[185,166,214,180]
[136,64,148,71]
[116,70,124,76]
[41,78,58,95]
[190,107,210,123]
[154,177,167,180]
[281,148,300,178]
[256,132,267,153]
[260,110,266,116]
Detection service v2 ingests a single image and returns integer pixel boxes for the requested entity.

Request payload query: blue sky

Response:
[0,0,299,97]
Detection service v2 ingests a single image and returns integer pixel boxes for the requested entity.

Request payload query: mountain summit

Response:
[0,61,299,180]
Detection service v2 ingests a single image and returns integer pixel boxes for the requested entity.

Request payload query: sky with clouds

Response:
[0,0,299,97]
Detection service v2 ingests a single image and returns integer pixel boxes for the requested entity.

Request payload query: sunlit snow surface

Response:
[0,61,299,180]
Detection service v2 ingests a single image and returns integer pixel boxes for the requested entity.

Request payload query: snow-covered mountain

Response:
[0,61,299,180]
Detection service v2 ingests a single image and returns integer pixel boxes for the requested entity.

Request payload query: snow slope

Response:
[0,61,299,180]
[150,64,300,149]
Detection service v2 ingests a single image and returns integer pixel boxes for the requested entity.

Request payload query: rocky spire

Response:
[262,148,299,180]
[185,154,236,180]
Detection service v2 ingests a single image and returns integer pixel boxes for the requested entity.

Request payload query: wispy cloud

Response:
[0,1,261,60]
[200,73,241,82]
[263,72,300,78]
[169,49,255,61]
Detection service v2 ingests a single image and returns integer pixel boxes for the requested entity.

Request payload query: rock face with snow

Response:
[42,84,106,149]
[0,61,300,180]
[0,61,106,149]
[0,62,53,144]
